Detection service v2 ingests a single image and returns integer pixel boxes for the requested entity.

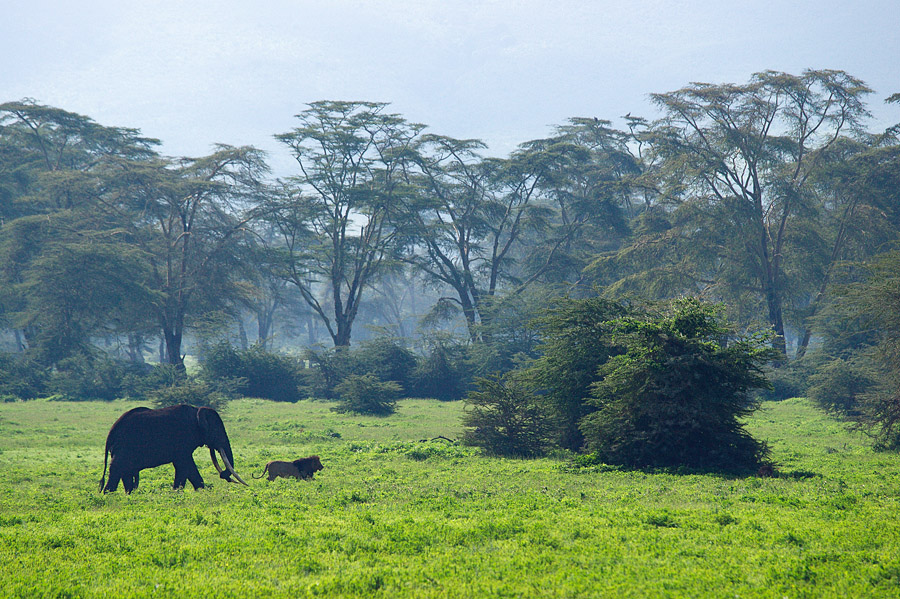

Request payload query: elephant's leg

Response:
[104,461,125,493]
[122,472,138,494]
[173,458,205,490]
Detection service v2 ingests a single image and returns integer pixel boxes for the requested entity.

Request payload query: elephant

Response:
[252,456,324,481]
[99,404,249,493]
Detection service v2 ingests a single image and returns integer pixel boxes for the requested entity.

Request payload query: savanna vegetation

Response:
[2,69,900,595]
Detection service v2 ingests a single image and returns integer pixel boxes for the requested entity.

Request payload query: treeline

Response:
[1,70,900,450]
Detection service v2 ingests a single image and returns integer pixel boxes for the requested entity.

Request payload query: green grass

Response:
[1,397,898,598]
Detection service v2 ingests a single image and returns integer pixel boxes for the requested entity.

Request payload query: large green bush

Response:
[522,296,628,450]
[807,355,878,417]
[353,339,418,394]
[410,340,473,401]
[461,374,550,457]
[0,353,47,400]
[579,298,775,472]
[333,373,401,416]
[202,342,303,402]
[148,378,242,412]
[302,346,357,399]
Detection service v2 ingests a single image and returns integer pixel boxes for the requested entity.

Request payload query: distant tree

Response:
[0,100,159,362]
[597,70,873,358]
[103,145,270,367]
[402,124,633,341]
[271,101,421,347]
[461,374,551,457]
[828,250,900,448]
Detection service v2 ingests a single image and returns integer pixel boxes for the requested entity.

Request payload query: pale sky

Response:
[3,0,898,176]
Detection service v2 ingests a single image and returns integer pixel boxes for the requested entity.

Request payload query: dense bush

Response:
[410,340,473,401]
[202,342,303,402]
[807,356,878,417]
[353,339,418,394]
[49,355,178,401]
[522,296,628,450]
[333,373,401,416]
[461,374,550,457]
[579,298,775,472]
[148,379,238,412]
[756,362,810,401]
[302,346,356,399]
[304,340,472,402]
[0,353,48,400]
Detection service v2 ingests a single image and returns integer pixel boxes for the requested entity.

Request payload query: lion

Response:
[252,456,324,481]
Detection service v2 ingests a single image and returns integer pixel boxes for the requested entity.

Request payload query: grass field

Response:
[1,397,899,598]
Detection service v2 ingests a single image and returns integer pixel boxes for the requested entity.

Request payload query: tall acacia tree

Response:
[102,145,270,366]
[402,120,635,342]
[271,101,421,347]
[641,70,872,356]
[0,100,159,361]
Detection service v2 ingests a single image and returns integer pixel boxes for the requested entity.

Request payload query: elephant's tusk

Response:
[209,448,225,475]
[219,451,249,486]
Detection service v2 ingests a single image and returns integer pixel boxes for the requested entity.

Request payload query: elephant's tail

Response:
[99,438,110,493]
[251,463,269,479]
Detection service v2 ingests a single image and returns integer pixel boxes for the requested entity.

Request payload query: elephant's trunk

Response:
[209,447,249,486]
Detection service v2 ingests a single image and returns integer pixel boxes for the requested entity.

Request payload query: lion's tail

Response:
[251,463,268,479]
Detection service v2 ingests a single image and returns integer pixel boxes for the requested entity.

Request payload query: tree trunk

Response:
[162,326,184,368]
[14,330,26,352]
[238,319,249,350]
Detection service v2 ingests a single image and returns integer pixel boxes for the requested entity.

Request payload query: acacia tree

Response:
[642,70,872,357]
[0,100,159,361]
[271,101,421,347]
[103,145,270,366]
[402,123,632,342]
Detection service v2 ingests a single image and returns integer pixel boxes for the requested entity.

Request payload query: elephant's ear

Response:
[196,407,221,442]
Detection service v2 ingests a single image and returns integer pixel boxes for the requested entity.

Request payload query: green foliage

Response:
[148,378,240,412]
[461,374,551,457]
[826,250,900,448]
[352,339,418,395]
[16,356,189,403]
[410,338,473,402]
[0,353,47,399]
[48,355,138,401]
[334,373,401,416]
[807,356,879,417]
[202,342,303,402]
[580,298,775,472]
[523,295,628,450]
[302,339,470,402]
[302,346,354,399]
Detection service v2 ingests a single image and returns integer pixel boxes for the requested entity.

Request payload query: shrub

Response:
[0,353,48,400]
[119,363,185,399]
[202,342,303,402]
[48,355,157,401]
[411,341,473,401]
[148,377,244,412]
[807,356,878,417]
[461,374,550,457]
[354,339,418,394]
[333,373,401,416]
[302,346,357,399]
[522,296,628,450]
[580,298,774,472]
